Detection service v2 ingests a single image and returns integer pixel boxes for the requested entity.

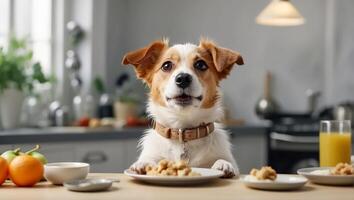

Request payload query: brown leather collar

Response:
[152,121,215,142]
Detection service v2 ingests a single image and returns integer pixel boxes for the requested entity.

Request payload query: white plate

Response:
[240,174,308,191]
[124,167,224,186]
[297,167,354,186]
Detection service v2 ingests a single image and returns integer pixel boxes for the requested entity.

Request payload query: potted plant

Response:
[113,73,143,127]
[0,37,49,129]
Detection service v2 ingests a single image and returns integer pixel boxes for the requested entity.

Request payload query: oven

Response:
[267,118,320,173]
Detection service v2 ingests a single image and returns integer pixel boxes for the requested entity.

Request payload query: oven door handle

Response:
[270,132,318,144]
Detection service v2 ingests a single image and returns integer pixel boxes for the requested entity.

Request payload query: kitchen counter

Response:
[0,125,268,144]
[0,126,269,174]
[0,173,352,200]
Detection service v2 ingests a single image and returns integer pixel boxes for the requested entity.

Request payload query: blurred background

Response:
[0,0,353,174]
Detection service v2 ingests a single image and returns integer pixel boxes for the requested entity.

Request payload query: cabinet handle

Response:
[82,151,108,164]
[270,132,318,144]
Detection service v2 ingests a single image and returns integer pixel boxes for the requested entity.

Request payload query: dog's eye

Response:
[194,60,208,71]
[161,61,173,72]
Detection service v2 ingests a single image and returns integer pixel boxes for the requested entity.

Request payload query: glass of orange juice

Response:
[319,120,352,167]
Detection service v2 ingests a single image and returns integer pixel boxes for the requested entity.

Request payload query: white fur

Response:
[129,43,239,178]
[164,44,203,109]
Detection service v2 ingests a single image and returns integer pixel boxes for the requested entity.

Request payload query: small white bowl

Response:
[44,162,90,185]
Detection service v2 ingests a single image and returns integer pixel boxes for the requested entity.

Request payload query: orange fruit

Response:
[0,157,8,185]
[9,155,43,187]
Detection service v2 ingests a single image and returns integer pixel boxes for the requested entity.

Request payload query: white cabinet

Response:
[121,139,140,170]
[75,139,138,173]
[9,138,140,173]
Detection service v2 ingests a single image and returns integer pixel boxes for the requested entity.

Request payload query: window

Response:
[0,0,10,47]
[0,0,53,75]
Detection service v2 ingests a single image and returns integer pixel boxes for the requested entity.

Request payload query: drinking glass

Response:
[319,120,352,167]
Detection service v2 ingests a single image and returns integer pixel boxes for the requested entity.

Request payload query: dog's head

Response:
[122,39,243,110]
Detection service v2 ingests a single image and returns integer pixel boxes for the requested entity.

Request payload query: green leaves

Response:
[93,76,105,94]
[0,37,50,94]
[32,62,48,83]
[0,45,27,91]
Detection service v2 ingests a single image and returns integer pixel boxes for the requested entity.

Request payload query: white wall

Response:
[103,0,354,124]
[330,0,354,104]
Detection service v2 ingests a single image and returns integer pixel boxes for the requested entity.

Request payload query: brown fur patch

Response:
[122,40,169,85]
[199,39,244,80]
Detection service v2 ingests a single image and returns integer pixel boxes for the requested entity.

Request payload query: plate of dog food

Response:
[241,166,308,191]
[297,163,354,186]
[124,160,224,185]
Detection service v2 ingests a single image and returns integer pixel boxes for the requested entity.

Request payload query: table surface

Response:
[0,173,353,200]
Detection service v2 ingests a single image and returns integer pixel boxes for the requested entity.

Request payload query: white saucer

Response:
[64,179,114,192]
[241,174,308,190]
[124,167,223,186]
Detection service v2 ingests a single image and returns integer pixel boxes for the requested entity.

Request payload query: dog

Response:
[122,38,244,178]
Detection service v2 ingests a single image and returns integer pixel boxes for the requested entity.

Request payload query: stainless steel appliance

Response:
[268,117,320,173]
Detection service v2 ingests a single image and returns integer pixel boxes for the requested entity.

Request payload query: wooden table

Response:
[0,173,353,200]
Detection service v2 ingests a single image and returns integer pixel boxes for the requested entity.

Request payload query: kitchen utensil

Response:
[66,21,84,46]
[70,74,82,92]
[48,101,61,126]
[255,71,278,119]
[44,162,90,185]
[306,89,321,114]
[65,50,81,71]
[64,178,114,192]
[124,167,223,186]
[73,93,96,120]
[334,102,353,125]
[297,167,354,185]
[98,93,114,118]
[241,174,308,190]
[55,105,70,126]
[21,95,42,127]
[73,95,83,120]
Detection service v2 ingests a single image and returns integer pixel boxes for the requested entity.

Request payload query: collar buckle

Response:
[151,120,156,129]
[178,129,185,143]
[206,124,210,135]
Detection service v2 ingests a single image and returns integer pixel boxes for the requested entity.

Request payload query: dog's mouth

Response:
[166,93,203,106]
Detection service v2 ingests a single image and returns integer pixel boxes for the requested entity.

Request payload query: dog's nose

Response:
[175,73,192,89]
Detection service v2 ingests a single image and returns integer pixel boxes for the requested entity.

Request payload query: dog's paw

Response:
[129,161,155,174]
[211,159,239,178]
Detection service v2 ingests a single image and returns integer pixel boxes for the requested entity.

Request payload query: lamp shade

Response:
[256,0,305,26]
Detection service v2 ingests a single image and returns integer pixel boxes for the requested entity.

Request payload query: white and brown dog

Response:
[122,38,244,178]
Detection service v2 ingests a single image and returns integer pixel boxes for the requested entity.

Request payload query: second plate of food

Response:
[241,174,308,191]
[297,167,354,186]
[124,168,224,186]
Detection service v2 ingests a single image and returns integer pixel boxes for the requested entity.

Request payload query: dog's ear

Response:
[122,40,168,83]
[199,39,244,80]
